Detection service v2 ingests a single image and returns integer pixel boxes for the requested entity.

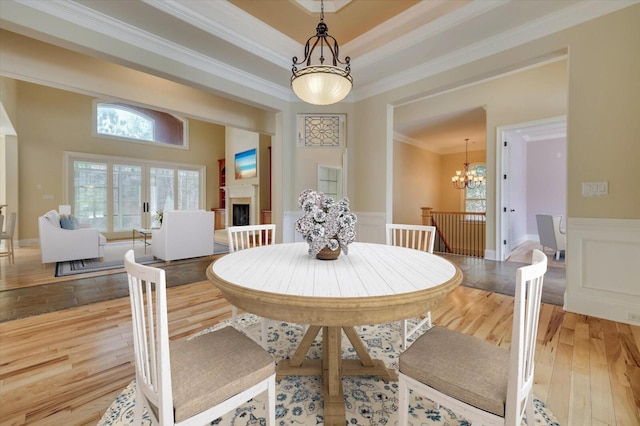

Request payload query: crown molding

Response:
[14,0,293,101]
[355,0,637,101]
[9,0,638,106]
[141,0,296,69]
[393,132,443,154]
[346,0,504,60]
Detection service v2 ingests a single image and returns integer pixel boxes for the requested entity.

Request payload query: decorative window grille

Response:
[297,114,346,147]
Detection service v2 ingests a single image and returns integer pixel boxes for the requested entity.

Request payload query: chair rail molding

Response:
[564,217,640,326]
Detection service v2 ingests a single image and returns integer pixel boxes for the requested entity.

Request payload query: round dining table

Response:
[207,241,462,425]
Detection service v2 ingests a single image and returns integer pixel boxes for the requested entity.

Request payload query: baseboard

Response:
[484,249,497,260]
[15,238,39,248]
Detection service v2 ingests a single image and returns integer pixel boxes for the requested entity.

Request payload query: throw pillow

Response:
[60,214,74,230]
[70,215,81,230]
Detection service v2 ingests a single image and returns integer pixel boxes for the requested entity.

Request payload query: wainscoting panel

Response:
[565,218,640,325]
[282,211,386,244]
[282,211,304,243]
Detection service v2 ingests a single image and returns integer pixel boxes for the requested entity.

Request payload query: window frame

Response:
[92,99,189,150]
[63,151,205,238]
[462,163,487,220]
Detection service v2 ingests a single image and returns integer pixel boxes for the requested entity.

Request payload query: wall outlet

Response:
[627,312,640,322]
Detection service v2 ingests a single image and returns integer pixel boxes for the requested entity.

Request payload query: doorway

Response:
[496,116,567,261]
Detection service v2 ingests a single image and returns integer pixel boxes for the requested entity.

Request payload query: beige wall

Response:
[0,78,19,236]
[0,30,276,136]
[3,6,639,249]
[287,102,356,210]
[564,7,640,218]
[16,81,225,240]
[353,6,639,253]
[259,134,272,213]
[392,141,441,225]
[389,60,568,249]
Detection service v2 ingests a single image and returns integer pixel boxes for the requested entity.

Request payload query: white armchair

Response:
[151,210,214,261]
[38,210,106,264]
[536,214,566,260]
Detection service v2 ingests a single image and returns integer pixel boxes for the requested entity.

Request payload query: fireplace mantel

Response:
[223,184,259,226]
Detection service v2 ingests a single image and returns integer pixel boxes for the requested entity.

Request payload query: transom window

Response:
[465,164,487,213]
[94,101,187,148]
[97,104,154,141]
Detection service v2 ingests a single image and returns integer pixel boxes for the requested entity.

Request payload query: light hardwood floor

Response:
[0,247,639,425]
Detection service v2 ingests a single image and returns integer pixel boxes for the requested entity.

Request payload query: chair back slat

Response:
[228,225,276,252]
[386,224,435,253]
[506,249,547,424]
[124,250,173,424]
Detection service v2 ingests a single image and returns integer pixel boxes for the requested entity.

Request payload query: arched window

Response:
[97,103,154,141]
[95,102,186,147]
[465,164,486,212]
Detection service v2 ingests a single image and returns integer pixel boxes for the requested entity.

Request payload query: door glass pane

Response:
[73,161,108,231]
[150,167,174,227]
[113,164,142,231]
[178,169,200,210]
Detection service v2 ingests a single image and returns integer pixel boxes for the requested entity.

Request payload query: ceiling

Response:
[0,0,632,152]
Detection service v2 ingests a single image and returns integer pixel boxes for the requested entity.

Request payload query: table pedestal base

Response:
[275,325,398,426]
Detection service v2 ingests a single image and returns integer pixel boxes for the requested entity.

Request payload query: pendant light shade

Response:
[291,0,352,105]
[291,65,353,105]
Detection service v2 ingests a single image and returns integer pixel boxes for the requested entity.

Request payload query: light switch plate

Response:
[582,182,608,197]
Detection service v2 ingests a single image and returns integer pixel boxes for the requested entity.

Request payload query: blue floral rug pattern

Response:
[98,315,560,425]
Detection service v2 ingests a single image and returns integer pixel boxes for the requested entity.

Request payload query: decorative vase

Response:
[316,245,341,260]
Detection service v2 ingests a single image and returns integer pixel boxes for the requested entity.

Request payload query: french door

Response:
[65,153,205,238]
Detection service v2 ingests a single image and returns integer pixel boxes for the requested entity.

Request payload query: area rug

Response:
[98,315,560,426]
[55,241,228,277]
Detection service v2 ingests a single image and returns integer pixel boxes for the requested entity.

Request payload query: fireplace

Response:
[224,184,259,227]
[232,204,250,226]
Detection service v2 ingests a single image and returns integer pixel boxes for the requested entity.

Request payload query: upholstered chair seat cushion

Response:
[399,325,509,417]
[170,326,276,423]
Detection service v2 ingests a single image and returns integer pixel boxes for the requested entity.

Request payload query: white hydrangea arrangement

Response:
[295,189,357,257]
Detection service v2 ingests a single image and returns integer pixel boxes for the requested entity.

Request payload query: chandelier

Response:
[452,139,485,189]
[291,0,352,105]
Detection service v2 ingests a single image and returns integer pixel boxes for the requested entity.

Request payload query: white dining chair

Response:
[124,250,276,426]
[0,212,16,264]
[227,224,276,348]
[386,223,436,348]
[398,249,547,426]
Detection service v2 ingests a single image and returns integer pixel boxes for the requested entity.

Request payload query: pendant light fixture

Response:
[452,139,486,189]
[291,0,352,105]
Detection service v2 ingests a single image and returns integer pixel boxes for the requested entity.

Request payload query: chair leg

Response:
[261,318,269,350]
[267,375,276,425]
[524,392,536,425]
[401,319,409,349]
[232,305,238,328]
[398,374,409,426]
[401,311,432,349]
[133,385,144,425]
[555,250,560,260]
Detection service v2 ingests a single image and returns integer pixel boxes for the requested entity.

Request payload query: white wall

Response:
[526,138,567,234]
